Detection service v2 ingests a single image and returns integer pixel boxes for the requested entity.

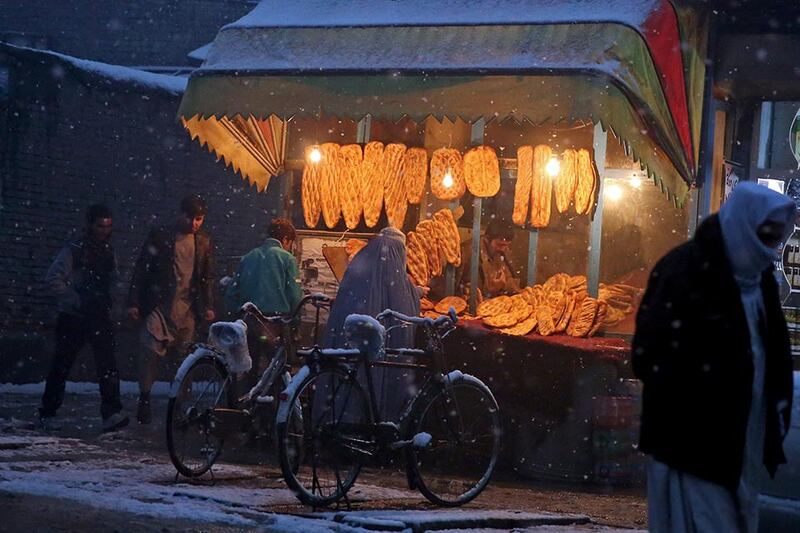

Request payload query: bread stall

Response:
[177,0,708,484]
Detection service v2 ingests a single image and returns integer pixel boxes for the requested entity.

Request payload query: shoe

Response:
[38,413,62,431]
[102,412,130,433]
[137,396,151,425]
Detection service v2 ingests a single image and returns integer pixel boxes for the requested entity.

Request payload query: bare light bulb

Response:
[442,171,454,189]
[606,183,623,202]
[545,157,560,178]
[309,146,322,163]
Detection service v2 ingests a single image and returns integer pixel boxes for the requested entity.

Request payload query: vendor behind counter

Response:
[430,218,521,300]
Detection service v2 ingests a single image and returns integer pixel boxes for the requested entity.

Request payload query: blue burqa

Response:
[325,228,421,420]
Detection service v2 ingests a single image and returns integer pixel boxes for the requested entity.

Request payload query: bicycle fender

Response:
[276,365,311,423]
[169,346,226,398]
[444,370,499,407]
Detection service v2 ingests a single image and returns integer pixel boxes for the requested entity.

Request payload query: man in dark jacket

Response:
[38,204,129,433]
[632,182,795,531]
[127,195,215,423]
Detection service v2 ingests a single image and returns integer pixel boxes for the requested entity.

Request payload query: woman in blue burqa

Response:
[325,227,421,421]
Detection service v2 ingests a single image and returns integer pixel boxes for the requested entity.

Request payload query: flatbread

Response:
[403,147,429,204]
[513,145,533,226]
[430,148,466,200]
[435,296,468,315]
[464,145,500,198]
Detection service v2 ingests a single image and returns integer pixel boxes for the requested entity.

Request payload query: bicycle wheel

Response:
[166,354,232,477]
[277,365,373,507]
[407,374,501,506]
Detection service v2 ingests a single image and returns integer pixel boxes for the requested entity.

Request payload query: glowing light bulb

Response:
[606,183,623,202]
[442,171,454,189]
[630,177,642,189]
[545,157,560,177]
[308,146,322,163]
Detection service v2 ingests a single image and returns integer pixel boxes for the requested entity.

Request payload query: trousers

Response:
[40,312,123,420]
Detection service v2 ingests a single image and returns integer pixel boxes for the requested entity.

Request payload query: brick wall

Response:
[0,52,283,383]
[0,0,256,66]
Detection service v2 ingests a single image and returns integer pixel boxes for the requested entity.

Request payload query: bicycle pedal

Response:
[255,395,275,404]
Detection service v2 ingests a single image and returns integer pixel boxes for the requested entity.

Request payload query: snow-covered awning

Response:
[178,0,708,206]
[1,42,187,96]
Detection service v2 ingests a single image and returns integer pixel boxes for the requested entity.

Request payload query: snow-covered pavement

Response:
[0,382,647,531]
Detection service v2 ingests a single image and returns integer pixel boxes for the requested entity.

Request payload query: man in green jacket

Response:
[225,219,303,382]
[225,218,302,316]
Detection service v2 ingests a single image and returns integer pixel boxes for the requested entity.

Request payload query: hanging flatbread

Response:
[416,220,444,277]
[301,146,322,228]
[464,145,501,198]
[340,144,364,229]
[383,143,408,228]
[403,147,428,204]
[406,231,430,287]
[433,208,462,267]
[575,148,597,215]
[555,148,578,213]
[362,141,385,227]
[430,148,466,201]
[514,145,534,226]
[320,143,343,228]
[530,145,553,228]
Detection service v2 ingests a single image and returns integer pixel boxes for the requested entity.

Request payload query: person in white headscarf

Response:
[632,182,796,532]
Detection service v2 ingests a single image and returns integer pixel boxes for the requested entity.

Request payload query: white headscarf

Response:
[719,182,796,284]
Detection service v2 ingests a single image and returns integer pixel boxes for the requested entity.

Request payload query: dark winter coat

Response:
[127,226,215,318]
[632,214,793,491]
[46,236,117,317]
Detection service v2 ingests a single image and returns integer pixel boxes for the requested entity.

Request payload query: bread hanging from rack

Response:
[464,145,500,198]
[530,144,553,228]
[430,148,466,201]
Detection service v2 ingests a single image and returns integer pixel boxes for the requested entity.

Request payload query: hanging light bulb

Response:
[308,146,322,163]
[545,157,560,178]
[606,183,624,202]
[442,170,454,189]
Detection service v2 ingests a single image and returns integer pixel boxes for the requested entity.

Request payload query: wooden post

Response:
[587,122,608,298]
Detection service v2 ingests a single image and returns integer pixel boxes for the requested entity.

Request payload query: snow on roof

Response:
[188,42,212,62]
[0,42,187,95]
[228,0,663,30]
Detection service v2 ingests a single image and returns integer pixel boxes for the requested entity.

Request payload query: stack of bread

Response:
[472,273,639,338]
[406,208,462,287]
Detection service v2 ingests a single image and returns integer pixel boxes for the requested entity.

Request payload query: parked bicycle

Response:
[166,294,331,478]
[275,307,501,507]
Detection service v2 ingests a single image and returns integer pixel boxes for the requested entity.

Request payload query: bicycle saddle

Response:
[343,314,385,356]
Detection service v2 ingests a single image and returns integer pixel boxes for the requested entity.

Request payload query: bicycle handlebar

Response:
[240,293,332,325]
[376,307,458,330]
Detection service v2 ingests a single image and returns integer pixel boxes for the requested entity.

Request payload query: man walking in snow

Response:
[38,204,129,433]
[127,195,216,424]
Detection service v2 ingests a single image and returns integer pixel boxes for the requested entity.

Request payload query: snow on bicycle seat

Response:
[344,314,385,356]
[209,320,252,374]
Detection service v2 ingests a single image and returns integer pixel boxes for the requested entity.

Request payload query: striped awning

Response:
[178,0,707,206]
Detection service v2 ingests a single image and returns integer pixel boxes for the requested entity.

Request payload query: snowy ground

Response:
[0,381,647,532]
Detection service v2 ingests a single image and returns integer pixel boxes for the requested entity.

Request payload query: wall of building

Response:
[0,53,284,383]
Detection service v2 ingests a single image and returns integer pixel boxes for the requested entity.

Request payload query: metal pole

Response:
[587,122,608,298]
[527,229,539,286]
[467,119,486,312]
[356,115,372,143]
[469,198,482,314]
